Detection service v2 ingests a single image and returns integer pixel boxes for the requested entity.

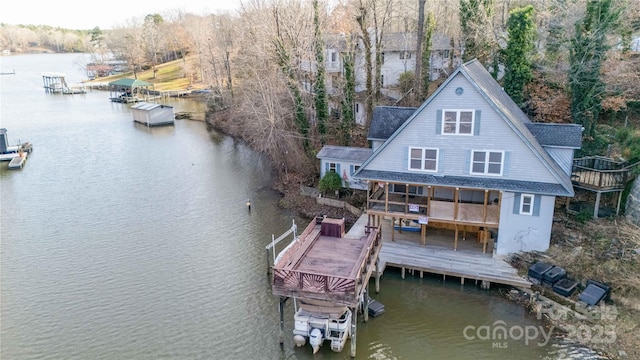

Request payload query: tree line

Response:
[2,0,639,179]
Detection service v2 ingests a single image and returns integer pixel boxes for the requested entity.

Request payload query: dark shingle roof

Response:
[356,169,572,197]
[459,60,574,194]
[368,106,417,141]
[316,145,372,162]
[525,123,583,148]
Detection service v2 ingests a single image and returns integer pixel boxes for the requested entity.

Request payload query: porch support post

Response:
[594,191,602,219]
[616,191,623,216]
[421,223,426,245]
[483,190,488,223]
[454,188,459,220]
[384,182,389,213]
[391,217,395,241]
[427,186,432,216]
[454,224,459,251]
[405,183,409,213]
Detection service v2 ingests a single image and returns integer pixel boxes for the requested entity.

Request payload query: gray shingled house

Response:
[318,59,583,256]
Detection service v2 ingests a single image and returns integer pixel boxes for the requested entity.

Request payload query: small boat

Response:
[292,300,351,354]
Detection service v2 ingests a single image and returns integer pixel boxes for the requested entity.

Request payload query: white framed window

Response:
[328,162,337,173]
[442,110,474,135]
[520,194,534,215]
[409,147,438,172]
[471,150,504,175]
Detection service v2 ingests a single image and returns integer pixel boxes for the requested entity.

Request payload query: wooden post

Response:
[401,267,405,279]
[483,190,488,223]
[375,259,380,293]
[391,217,395,241]
[421,223,426,245]
[350,307,357,358]
[454,188,459,220]
[363,287,369,322]
[384,182,389,213]
[616,191,623,216]
[594,191,602,219]
[454,224,458,251]
[279,297,286,344]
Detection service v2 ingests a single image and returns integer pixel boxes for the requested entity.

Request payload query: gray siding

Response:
[365,75,559,185]
[545,147,574,176]
[497,193,555,255]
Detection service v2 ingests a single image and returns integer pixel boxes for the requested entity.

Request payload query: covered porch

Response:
[365,181,501,252]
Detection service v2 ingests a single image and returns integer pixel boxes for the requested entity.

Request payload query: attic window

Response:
[443,110,474,135]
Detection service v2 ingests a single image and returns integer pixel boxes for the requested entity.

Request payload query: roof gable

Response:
[355,59,576,196]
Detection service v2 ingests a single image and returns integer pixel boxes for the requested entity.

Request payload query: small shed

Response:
[131,102,175,126]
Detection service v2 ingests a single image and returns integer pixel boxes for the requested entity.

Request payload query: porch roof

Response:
[355,169,572,196]
[316,145,372,162]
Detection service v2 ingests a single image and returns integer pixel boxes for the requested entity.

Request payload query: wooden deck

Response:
[351,215,531,289]
[571,156,639,191]
[272,217,382,307]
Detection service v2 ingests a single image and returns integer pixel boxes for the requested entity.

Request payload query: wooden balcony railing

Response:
[571,156,639,191]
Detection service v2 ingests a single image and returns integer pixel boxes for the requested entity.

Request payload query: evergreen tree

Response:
[421,13,435,101]
[313,0,328,141]
[340,52,355,145]
[503,5,536,106]
[569,0,621,137]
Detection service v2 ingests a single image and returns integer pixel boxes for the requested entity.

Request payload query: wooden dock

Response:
[8,154,27,169]
[351,215,531,289]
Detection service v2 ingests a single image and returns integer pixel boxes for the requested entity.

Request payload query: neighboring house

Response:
[302,32,458,126]
[316,145,372,191]
[374,32,460,99]
[346,59,582,255]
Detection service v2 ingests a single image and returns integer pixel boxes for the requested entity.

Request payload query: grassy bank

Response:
[85,56,209,92]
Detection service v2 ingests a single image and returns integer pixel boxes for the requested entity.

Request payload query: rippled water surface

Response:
[1,54,606,359]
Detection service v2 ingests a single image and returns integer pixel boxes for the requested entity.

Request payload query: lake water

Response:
[0,53,605,359]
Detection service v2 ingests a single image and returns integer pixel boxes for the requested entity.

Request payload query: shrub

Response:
[318,171,343,194]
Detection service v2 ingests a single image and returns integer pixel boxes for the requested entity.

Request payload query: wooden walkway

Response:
[350,215,531,289]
